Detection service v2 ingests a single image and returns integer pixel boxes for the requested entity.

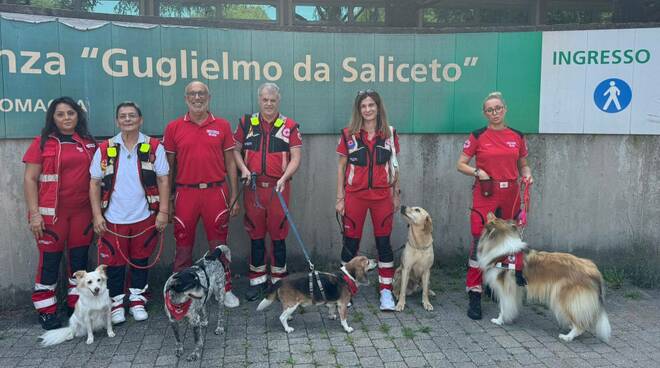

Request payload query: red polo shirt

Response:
[163,112,235,184]
[462,127,528,180]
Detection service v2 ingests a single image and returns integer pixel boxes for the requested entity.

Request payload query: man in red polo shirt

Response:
[233,82,302,301]
[163,81,240,308]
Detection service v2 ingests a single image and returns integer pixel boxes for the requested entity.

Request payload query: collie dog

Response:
[477,213,611,342]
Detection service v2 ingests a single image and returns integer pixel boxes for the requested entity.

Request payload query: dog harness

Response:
[340,266,359,296]
[495,251,524,271]
[165,292,192,321]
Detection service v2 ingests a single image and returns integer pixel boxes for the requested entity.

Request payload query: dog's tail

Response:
[39,326,74,347]
[256,283,281,312]
[594,310,611,342]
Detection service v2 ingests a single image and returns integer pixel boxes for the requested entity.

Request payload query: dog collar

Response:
[165,292,192,321]
[495,251,524,271]
[340,266,358,296]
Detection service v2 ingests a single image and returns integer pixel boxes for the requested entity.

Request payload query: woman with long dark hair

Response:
[23,97,97,330]
[336,89,401,311]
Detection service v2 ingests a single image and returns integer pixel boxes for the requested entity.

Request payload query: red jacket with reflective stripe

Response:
[37,134,96,224]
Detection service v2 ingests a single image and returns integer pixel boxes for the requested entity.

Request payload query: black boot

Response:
[38,313,62,330]
[245,283,267,302]
[467,291,482,320]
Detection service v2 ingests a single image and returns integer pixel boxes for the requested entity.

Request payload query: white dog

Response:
[40,265,115,346]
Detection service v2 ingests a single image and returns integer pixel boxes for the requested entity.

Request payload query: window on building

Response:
[352,6,385,24]
[294,5,348,23]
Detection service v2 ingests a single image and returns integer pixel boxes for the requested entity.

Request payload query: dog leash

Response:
[512,177,532,238]
[274,189,327,301]
[96,223,165,270]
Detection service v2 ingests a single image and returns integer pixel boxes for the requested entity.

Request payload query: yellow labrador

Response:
[393,206,435,311]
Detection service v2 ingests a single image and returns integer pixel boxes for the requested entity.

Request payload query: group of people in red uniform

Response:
[23,85,531,330]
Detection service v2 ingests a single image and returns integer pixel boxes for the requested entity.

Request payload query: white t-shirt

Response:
[90,132,169,224]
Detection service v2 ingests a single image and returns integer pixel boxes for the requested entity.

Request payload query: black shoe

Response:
[39,313,62,330]
[467,291,482,320]
[245,283,266,302]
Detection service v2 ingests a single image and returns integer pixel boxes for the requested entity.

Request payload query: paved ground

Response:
[1,272,659,368]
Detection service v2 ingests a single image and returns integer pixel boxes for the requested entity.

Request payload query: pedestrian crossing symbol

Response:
[593,78,632,113]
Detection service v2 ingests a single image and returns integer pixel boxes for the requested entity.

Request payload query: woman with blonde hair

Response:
[336,89,400,311]
[456,92,533,320]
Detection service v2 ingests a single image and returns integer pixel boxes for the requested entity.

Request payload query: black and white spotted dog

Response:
[163,245,229,361]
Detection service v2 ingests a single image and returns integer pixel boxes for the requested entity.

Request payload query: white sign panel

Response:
[539,28,660,135]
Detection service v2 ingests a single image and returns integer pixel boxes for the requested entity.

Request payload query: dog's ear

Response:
[73,270,86,282]
[423,215,433,234]
[486,212,497,223]
[95,264,108,276]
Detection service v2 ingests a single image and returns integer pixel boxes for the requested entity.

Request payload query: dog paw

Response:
[423,302,434,311]
[490,318,504,326]
[86,337,94,345]
[344,326,354,333]
[328,314,337,320]
[175,345,184,357]
[558,334,573,342]
[107,330,115,338]
[187,351,201,361]
[395,302,405,312]
[215,326,224,335]
[284,327,294,333]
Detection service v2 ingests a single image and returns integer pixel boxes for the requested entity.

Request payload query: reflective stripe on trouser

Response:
[33,206,92,313]
[32,283,57,314]
[270,240,287,283]
[466,180,521,292]
[376,236,394,291]
[173,185,230,272]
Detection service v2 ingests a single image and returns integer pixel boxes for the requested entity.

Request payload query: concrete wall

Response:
[2,134,659,309]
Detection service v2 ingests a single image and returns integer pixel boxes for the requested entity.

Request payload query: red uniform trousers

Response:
[341,191,395,291]
[244,181,289,285]
[466,180,520,292]
[98,215,159,309]
[173,184,232,291]
[32,205,93,314]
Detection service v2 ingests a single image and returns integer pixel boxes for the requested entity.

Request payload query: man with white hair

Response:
[233,82,302,301]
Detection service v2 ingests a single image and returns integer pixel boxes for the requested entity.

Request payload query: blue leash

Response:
[274,188,327,300]
[274,189,313,269]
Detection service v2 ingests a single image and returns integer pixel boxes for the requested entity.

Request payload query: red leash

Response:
[515,177,532,230]
[96,224,165,270]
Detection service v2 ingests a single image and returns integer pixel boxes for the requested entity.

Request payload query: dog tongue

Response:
[165,293,192,321]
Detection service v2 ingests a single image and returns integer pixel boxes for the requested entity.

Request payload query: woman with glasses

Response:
[23,97,97,330]
[456,91,533,320]
[336,89,400,311]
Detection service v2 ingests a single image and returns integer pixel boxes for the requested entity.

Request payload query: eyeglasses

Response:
[484,105,505,115]
[118,113,139,120]
[186,91,208,98]
[357,89,375,96]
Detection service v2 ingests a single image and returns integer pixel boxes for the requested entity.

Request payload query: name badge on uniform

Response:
[499,182,509,189]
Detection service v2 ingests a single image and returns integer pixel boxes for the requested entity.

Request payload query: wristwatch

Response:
[474,168,480,177]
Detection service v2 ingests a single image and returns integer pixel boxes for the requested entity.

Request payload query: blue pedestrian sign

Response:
[593,78,632,113]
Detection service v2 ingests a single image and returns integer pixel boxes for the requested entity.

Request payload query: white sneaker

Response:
[224,290,240,308]
[129,305,149,321]
[379,289,396,311]
[111,307,126,325]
